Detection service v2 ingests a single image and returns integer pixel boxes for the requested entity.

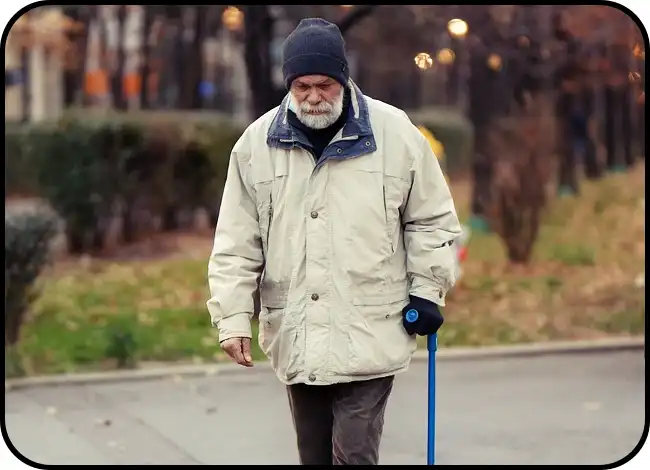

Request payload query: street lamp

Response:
[487,53,503,72]
[437,48,455,65]
[414,52,433,71]
[222,6,243,32]
[447,18,468,39]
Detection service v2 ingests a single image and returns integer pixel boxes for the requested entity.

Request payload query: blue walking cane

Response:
[405,309,437,465]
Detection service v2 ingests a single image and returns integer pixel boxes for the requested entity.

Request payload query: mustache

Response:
[299,101,334,114]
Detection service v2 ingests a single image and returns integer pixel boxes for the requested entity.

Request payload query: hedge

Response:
[5,111,245,254]
[5,106,473,254]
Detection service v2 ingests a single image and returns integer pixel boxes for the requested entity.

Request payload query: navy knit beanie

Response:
[282,18,349,90]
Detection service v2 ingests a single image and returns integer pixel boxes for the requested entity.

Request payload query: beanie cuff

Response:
[283,53,349,90]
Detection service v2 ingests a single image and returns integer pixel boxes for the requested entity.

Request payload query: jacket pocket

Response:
[344,300,415,376]
[258,302,301,380]
[258,305,283,356]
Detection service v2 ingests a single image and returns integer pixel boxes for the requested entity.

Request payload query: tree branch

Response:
[337,5,379,36]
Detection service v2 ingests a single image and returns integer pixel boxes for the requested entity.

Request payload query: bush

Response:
[5,122,39,197]
[5,207,59,347]
[26,120,123,254]
[407,106,475,175]
[63,110,244,232]
[8,111,246,254]
[104,318,138,369]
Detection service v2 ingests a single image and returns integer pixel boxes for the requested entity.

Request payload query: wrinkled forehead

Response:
[292,75,337,87]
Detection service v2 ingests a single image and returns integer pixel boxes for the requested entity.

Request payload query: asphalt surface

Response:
[4,350,645,465]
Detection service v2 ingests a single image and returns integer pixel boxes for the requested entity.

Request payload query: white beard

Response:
[290,88,345,130]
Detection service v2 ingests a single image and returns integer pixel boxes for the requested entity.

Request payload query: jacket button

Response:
[308,373,316,382]
[310,211,318,219]
[439,291,443,299]
[311,293,319,301]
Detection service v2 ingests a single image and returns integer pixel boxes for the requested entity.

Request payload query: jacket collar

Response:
[266,79,376,160]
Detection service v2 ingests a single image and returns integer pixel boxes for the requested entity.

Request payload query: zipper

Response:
[383,182,394,254]
[267,192,273,249]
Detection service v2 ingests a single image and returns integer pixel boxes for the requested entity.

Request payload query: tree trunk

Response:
[470,128,494,229]
[582,87,603,179]
[139,6,154,109]
[604,86,622,171]
[243,6,277,120]
[121,199,137,244]
[111,5,128,110]
[638,96,645,158]
[620,84,634,167]
[19,46,29,123]
[63,6,91,107]
[94,6,108,107]
[468,48,503,231]
[556,115,579,194]
[173,20,186,109]
[91,227,105,253]
[190,6,207,109]
[162,206,179,232]
[67,227,86,255]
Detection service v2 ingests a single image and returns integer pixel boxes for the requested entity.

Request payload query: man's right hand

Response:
[220,337,254,367]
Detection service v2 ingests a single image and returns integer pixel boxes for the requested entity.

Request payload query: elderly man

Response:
[207,18,462,465]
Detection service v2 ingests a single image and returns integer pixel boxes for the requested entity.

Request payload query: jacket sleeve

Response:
[206,143,264,342]
[402,131,463,307]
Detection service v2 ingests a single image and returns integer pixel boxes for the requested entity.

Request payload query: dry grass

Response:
[438,161,645,346]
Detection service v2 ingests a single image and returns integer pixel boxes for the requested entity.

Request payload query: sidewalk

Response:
[4,350,645,465]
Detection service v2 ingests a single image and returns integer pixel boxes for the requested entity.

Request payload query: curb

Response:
[5,336,644,392]
[411,336,645,361]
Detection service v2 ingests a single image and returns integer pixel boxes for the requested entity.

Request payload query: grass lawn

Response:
[10,163,645,376]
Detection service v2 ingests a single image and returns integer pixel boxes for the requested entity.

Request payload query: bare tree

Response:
[62,6,92,107]
[110,5,127,110]
[139,6,154,109]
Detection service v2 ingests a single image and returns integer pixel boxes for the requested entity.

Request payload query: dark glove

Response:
[402,295,444,336]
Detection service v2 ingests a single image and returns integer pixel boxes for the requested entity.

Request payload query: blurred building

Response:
[5,6,66,122]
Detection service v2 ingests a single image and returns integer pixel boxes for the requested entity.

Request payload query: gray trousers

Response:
[286,375,395,465]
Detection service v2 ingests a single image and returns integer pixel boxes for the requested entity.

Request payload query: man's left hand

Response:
[402,296,444,336]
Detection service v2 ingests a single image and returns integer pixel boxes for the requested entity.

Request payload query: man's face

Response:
[289,75,345,130]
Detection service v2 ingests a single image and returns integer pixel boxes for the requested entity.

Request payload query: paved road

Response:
[4,350,645,465]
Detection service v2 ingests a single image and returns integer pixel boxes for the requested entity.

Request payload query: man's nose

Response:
[306,88,321,105]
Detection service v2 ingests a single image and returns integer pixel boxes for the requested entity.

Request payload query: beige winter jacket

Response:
[207,80,462,385]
